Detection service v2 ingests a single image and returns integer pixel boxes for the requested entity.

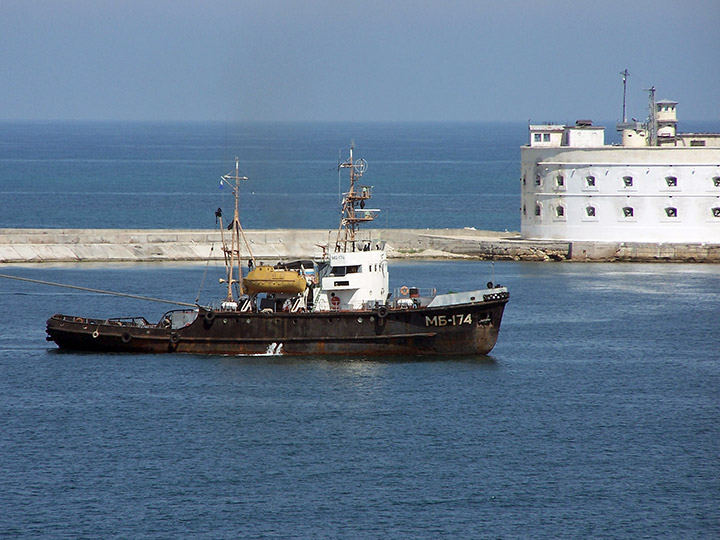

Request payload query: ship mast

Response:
[218,157,256,301]
[335,144,374,252]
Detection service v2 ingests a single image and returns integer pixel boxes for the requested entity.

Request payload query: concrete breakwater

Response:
[1,228,718,263]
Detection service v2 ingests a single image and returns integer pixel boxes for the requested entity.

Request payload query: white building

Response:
[521,98,720,243]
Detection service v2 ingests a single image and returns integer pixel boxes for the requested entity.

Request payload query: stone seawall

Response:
[1,228,718,263]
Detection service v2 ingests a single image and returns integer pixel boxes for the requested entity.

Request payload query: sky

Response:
[2,0,719,123]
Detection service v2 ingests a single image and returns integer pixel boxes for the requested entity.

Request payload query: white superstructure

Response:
[521,88,720,243]
[314,247,389,311]
[312,144,389,312]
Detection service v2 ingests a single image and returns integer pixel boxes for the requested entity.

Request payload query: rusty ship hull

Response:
[46,294,508,356]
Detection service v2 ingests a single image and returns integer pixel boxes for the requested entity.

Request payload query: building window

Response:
[713,176,720,187]
[535,175,541,186]
[535,204,541,216]
[586,206,596,217]
[556,175,564,187]
[623,176,633,187]
[543,133,551,142]
[690,140,706,146]
[556,205,565,217]
[622,206,634,218]
[666,176,678,187]
[523,204,527,216]
[534,133,542,142]
[712,207,720,218]
[586,176,596,187]
[665,207,677,218]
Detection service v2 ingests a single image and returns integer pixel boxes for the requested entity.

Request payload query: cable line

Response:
[0,273,203,309]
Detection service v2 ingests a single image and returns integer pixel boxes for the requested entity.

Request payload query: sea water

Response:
[1,122,719,538]
[1,261,719,539]
[0,121,527,231]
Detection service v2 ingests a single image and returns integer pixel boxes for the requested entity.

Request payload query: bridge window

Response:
[543,133,551,142]
[534,133,541,142]
[329,265,361,276]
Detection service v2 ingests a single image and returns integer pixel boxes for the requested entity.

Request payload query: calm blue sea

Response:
[1,121,527,231]
[1,261,719,539]
[1,122,720,538]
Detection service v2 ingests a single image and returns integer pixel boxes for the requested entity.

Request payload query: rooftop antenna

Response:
[620,69,629,123]
[645,85,657,146]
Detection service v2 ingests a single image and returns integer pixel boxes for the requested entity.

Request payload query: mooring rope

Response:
[0,273,204,309]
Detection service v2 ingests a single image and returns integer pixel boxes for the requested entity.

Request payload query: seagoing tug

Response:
[46,146,509,356]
